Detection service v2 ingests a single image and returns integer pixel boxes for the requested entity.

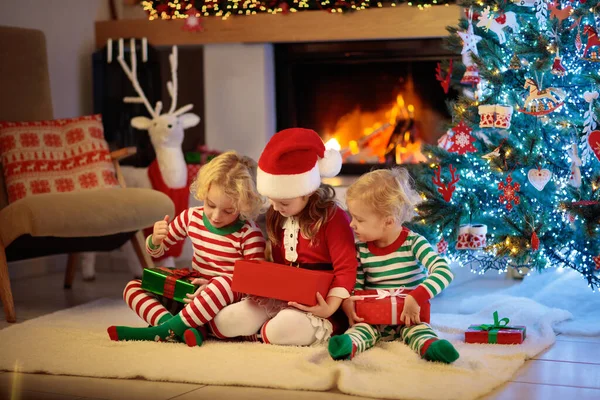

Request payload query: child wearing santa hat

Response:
[209,128,358,346]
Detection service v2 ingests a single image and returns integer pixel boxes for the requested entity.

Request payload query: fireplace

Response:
[274,38,458,174]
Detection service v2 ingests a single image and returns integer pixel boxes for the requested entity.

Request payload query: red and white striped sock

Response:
[123,280,172,326]
[180,276,242,328]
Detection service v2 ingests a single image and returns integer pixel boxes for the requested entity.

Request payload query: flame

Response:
[323,93,425,164]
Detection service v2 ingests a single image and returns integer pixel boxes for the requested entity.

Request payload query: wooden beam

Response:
[96,5,461,48]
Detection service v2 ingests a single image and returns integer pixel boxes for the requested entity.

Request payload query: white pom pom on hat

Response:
[257,128,342,199]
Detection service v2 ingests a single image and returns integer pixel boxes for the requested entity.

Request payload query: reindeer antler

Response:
[117,38,157,119]
[432,164,460,202]
[167,46,179,114]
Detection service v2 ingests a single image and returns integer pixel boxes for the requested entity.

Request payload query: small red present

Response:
[465,311,527,344]
[232,260,334,306]
[354,289,431,325]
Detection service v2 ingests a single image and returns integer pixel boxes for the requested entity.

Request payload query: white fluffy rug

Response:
[0,296,571,400]
[461,269,600,336]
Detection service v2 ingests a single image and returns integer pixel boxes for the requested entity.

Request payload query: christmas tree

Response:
[410,0,600,290]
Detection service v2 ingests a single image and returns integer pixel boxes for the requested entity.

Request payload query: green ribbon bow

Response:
[471,311,518,343]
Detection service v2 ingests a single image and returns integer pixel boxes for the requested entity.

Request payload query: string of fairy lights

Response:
[415,1,600,290]
[140,0,452,20]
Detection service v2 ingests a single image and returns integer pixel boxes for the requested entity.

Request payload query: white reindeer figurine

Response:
[476,7,519,44]
[80,39,200,280]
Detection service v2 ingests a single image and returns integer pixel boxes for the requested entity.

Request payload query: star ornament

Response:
[458,23,482,57]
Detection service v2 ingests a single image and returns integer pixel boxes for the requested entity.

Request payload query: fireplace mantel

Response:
[95,5,461,48]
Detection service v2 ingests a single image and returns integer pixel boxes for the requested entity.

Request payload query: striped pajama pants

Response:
[123,275,242,328]
[345,322,439,356]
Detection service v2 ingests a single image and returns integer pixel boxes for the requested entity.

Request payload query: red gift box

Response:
[232,260,334,306]
[354,289,431,325]
[465,312,527,344]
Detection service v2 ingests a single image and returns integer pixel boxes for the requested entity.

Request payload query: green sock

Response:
[423,339,459,364]
[157,313,173,325]
[328,334,355,360]
[108,314,189,343]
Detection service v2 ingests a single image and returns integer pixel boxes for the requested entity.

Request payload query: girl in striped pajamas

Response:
[328,168,460,363]
[107,151,266,346]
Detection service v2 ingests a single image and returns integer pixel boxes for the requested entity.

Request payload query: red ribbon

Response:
[156,267,202,300]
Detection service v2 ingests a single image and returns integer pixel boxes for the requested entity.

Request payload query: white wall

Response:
[203,44,276,161]
[0,0,110,119]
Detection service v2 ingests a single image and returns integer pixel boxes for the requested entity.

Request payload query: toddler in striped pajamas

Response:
[107,151,266,346]
[328,168,459,363]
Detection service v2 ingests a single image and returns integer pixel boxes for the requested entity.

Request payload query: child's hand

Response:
[183,278,210,303]
[152,215,170,246]
[342,296,365,326]
[400,294,421,326]
[288,292,338,319]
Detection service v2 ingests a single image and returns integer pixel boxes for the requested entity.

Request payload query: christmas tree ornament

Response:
[459,8,483,85]
[448,121,478,154]
[482,146,501,160]
[531,230,540,251]
[551,55,567,76]
[469,224,487,249]
[582,25,600,61]
[432,164,460,202]
[478,105,496,128]
[519,78,566,115]
[498,174,521,211]
[279,2,290,14]
[437,237,448,254]
[509,53,522,70]
[182,8,204,32]
[580,91,599,164]
[548,0,573,22]
[594,255,600,270]
[527,167,552,191]
[456,224,471,250]
[567,143,582,187]
[494,105,514,129]
[536,0,549,28]
[588,130,600,161]
[476,7,519,45]
[435,60,453,94]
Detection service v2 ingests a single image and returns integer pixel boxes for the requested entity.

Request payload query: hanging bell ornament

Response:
[461,65,481,85]
[551,56,566,77]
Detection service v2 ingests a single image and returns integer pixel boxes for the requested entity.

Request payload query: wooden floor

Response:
[1,263,599,400]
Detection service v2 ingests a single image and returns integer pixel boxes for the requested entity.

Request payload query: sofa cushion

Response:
[0,115,119,203]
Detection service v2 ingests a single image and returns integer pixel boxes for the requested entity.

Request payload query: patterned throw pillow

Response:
[0,114,119,203]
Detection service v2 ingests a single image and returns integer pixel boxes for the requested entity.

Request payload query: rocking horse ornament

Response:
[581,25,600,61]
[519,77,566,116]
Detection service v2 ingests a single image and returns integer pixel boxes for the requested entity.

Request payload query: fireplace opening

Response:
[274,39,458,175]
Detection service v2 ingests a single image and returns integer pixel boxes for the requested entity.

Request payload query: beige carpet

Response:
[0,296,571,400]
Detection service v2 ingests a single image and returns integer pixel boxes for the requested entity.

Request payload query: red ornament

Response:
[437,238,448,254]
[448,121,477,154]
[495,13,507,24]
[435,59,453,94]
[182,8,204,32]
[588,130,600,161]
[498,174,521,211]
[461,65,481,85]
[531,230,540,251]
[432,164,460,202]
[551,56,567,76]
[594,255,600,270]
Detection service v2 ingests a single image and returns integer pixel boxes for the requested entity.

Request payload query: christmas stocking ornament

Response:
[469,224,487,249]
[456,224,472,250]
[494,105,514,129]
[478,105,496,128]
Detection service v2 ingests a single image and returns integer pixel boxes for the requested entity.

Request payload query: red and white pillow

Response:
[0,114,119,203]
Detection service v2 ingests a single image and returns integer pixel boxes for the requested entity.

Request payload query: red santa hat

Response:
[257,128,342,199]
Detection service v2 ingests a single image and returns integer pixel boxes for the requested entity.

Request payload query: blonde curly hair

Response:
[346,168,422,224]
[190,151,266,221]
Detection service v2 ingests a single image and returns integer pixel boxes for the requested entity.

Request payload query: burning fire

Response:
[322,93,426,164]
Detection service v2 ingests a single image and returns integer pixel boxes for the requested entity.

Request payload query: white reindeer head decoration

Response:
[117,40,200,151]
